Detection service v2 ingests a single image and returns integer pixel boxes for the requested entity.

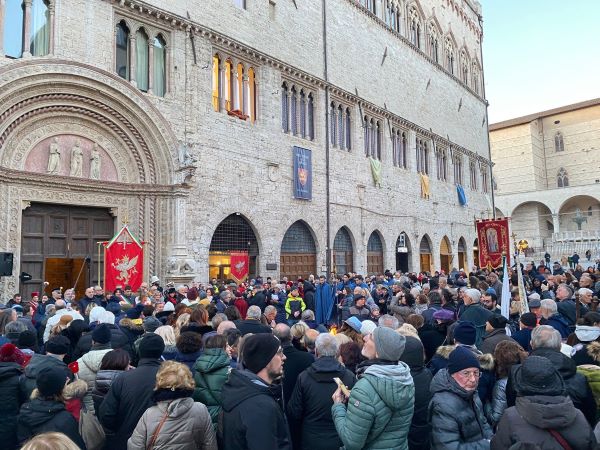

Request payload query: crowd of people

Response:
[1,258,600,449]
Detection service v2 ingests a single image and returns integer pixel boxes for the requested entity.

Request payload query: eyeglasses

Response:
[457,369,481,379]
[276,348,284,356]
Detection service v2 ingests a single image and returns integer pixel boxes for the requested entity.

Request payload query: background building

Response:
[0,0,492,299]
[490,99,600,263]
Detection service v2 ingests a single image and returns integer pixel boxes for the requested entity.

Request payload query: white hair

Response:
[155,325,176,346]
[246,305,262,320]
[531,325,561,351]
[315,333,339,357]
[578,288,593,296]
[540,299,557,314]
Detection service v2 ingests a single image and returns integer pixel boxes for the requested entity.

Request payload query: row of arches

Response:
[207,214,474,281]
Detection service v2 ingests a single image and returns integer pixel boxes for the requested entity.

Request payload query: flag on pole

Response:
[104,225,144,292]
[500,256,510,319]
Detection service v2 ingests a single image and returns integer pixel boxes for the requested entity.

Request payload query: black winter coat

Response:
[234,319,272,336]
[286,356,355,450]
[91,369,125,412]
[282,343,315,404]
[221,369,291,450]
[303,281,316,312]
[17,398,86,449]
[98,358,161,450]
[418,323,448,362]
[491,395,596,449]
[248,290,267,311]
[506,347,597,426]
[0,362,25,450]
[72,324,130,360]
[20,354,72,400]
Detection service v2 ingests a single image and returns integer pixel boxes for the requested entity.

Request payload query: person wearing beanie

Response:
[459,288,493,347]
[429,346,492,449]
[332,326,414,450]
[221,333,291,450]
[76,323,113,414]
[480,314,517,355]
[492,356,596,450]
[17,367,86,449]
[71,312,129,361]
[99,333,165,449]
[0,343,26,450]
[511,312,538,352]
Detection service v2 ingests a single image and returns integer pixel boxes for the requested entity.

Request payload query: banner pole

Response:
[97,242,101,288]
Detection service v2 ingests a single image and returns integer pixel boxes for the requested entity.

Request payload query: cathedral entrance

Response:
[20,203,114,300]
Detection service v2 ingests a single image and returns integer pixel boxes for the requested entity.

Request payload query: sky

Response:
[481,0,600,124]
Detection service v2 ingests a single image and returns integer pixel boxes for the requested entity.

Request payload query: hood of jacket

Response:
[156,396,196,419]
[575,326,600,343]
[63,379,88,400]
[430,368,476,400]
[24,354,67,379]
[530,348,575,379]
[80,347,112,372]
[19,398,66,428]
[221,369,280,412]
[0,362,22,381]
[194,348,230,374]
[515,395,578,429]
[175,350,203,364]
[586,341,600,362]
[306,356,348,382]
[361,362,414,410]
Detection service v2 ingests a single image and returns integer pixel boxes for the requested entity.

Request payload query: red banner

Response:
[476,218,510,269]
[229,251,249,283]
[104,226,144,292]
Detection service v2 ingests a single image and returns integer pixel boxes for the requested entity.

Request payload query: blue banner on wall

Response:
[457,184,467,206]
[293,146,312,200]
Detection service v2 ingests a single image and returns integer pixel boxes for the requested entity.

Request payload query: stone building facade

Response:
[490,99,600,261]
[0,0,492,298]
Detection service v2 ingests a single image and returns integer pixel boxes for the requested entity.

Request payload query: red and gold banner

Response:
[476,218,510,269]
[229,251,249,283]
[104,226,144,292]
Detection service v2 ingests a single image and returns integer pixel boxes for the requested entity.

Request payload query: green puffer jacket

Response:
[331,361,414,450]
[192,348,231,423]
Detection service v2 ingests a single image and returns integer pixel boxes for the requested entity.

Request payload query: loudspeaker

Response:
[0,252,13,276]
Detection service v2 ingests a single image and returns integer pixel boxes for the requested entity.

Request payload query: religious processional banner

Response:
[104,225,144,292]
[230,251,249,283]
[293,146,312,200]
[476,218,510,269]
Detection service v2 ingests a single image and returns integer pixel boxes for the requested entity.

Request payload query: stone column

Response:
[407,130,417,172]
[22,0,32,57]
[147,40,154,95]
[165,44,170,95]
[48,0,55,55]
[129,34,137,86]
[552,213,560,234]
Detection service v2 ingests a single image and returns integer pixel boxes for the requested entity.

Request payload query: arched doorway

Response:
[440,236,452,273]
[419,235,432,273]
[280,221,317,280]
[511,201,553,252]
[333,227,353,275]
[209,214,259,282]
[473,238,479,268]
[558,195,600,232]
[395,232,411,273]
[458,237,467,270]
[367,231,384,275]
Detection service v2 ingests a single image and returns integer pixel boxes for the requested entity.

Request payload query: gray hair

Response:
[531,325,561,350]
[315,333,339,357]
[465,289,481,303]
[246,305,262,320]
[301,309,315,321]
[578,288,593,296]
[220,290,232,301]
[378,314,400,329]
[540,299,557,315]
[264,305,277,315]
[273,323,291,344]
[5,320,27,334]
[212,313,228,330]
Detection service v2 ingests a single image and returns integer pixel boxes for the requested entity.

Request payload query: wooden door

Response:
[280,253,317,281]
[420,253,431,273]
[458,252,466,271]
[367,252,384,275]
[20,204,114,299]
[440,254,450,273]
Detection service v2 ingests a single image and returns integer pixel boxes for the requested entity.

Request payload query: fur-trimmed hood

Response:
[587,341,600,363]
[63,378,88,400]
[433,344,494,371]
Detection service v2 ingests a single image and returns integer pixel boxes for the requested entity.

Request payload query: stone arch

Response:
[0,59,177,185]
[511,201,553,253]
[333,226,354,275]
[395,232,412,273]
[457,236,467,270]
[439,235,452,273]
[419,234,433,273]
[280,220,318,280]
[558,195,600,232]
[367,230,385,275]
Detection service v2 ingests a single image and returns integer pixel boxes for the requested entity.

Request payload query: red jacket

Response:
[234,297,248,319]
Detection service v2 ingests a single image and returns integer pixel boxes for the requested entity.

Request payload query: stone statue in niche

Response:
[70,139,84,177]
[47,137,61,174]
[90,144,101,180]
[177,143,197,167]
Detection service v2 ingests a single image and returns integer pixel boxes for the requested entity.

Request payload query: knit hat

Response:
[514,355,565,396]
[360,320,377,336]
[528,292,541,301]
[138,333,165,359]
[373,327,406,362]
[91,323,111,344]
[37,366,68,397]
[163,302,175,312]
[485,288,496,296]
[447,346,480,375]
[400,336,425,369]
[353,293,366,303]
[242,334,281,374]
[126,308,141,320]
[143,316,161,333]
[433,309,455,321]
[520,312,537,328]
[528,299,541,309]
[0,343,30,367]
[344,316,363,333]
[89,307,106,323]
[17,330,38,350]
[45,335,70,355]
[453,321,476,345]
[488,314,508,330]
